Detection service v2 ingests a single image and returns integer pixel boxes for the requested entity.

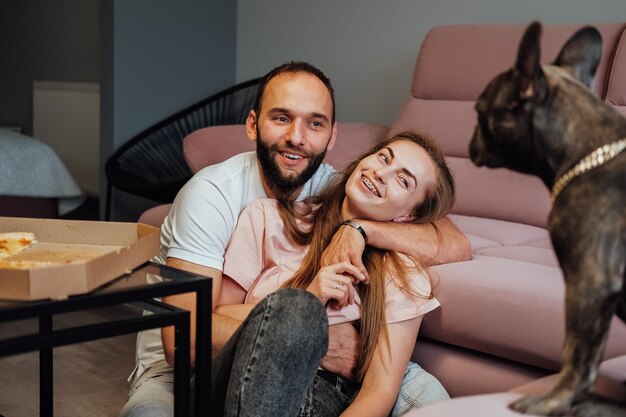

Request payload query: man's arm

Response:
[162,257,243,366]
[322,216,471,273]
[319,323,360,379]
[363,216,471,266]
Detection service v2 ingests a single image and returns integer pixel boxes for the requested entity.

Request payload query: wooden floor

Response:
[0,307,138,417]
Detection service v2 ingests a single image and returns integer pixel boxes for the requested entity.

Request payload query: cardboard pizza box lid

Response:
[0,217,160,301]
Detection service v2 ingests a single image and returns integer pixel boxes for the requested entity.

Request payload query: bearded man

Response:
[120,61,469,417]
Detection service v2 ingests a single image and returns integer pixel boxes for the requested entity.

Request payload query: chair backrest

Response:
[105,77,263,219]
[389,23,626,228]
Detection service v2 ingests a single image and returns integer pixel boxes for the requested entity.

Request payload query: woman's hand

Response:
[307,262,366,308]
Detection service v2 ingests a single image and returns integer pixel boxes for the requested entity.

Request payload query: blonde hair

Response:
[278,130,455,382]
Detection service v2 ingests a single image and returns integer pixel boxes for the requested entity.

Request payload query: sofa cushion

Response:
[427,255,565,371]
[412,339,548,397]
[450,215,554,262]
[449,158,551,228]
[403,355,626,416]
[424,215,626,371]
[402,392,525,417]
[390,99,476,158]
[511,355,626,401]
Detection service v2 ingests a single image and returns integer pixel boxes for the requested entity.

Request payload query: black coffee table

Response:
[0,261,212,417]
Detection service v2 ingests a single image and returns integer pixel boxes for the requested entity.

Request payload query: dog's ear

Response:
[515,21,548,101]
[554,26,602,89]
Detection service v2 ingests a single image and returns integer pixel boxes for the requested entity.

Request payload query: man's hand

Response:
[319,322,360,379]
[321,223,369,282]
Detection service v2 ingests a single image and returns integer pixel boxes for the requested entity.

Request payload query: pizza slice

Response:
[0,232,37,259]
[0,259,51,269]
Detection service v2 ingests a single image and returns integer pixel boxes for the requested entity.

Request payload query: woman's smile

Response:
[361,175,381,197]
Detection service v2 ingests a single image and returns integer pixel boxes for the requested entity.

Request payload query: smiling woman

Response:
[343,139,439,223]
[216,130,455,417]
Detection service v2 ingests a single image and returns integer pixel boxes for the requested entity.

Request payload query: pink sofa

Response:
[139,22,626,402]
[398,22,626,398]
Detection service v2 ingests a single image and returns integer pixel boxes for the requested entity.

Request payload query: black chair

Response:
[104,77,262,220]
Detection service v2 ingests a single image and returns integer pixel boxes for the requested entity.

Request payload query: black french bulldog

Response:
[469,22,626,416]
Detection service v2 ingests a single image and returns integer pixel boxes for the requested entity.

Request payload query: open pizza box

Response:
[0,217,160,301]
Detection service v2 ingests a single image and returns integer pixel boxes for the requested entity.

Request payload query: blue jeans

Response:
[119,360,174,417]
[120,289,449,416]
[212,288,328,417]
[391,362,449,416]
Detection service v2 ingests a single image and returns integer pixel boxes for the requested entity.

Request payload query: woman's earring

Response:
[393,214,415,223]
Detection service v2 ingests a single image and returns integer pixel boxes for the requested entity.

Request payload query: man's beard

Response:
[256,132,328,199]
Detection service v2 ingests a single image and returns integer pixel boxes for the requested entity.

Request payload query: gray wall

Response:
[101,0,236,220]
[0,0,100,135]
[236,0,626,126]
[4,1,626,220]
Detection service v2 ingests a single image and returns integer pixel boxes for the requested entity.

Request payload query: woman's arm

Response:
[340,317,423,417]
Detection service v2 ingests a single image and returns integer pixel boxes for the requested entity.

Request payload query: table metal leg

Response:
[39,314,53,417]
[173,311,190,417]
[195,284,211,417]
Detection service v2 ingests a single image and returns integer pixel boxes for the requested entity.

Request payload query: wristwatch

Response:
[341,220,368,242]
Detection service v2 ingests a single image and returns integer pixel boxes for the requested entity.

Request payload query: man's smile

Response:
[280,151,305,161]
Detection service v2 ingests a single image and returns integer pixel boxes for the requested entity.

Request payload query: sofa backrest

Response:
[183,125,254,174]
[183,122,389,174]
[606,27,626,116]
[390,23,626,228]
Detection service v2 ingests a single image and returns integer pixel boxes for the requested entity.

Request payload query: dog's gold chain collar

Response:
[551,137,626,203]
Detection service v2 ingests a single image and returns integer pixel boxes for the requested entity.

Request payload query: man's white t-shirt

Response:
[134,151,335,380]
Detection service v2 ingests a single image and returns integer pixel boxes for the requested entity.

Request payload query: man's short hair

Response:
[254,61,336,124]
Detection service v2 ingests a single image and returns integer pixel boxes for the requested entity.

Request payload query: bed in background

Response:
[0,128,84,218]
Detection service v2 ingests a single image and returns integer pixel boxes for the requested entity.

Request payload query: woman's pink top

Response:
[223,198,440,325]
